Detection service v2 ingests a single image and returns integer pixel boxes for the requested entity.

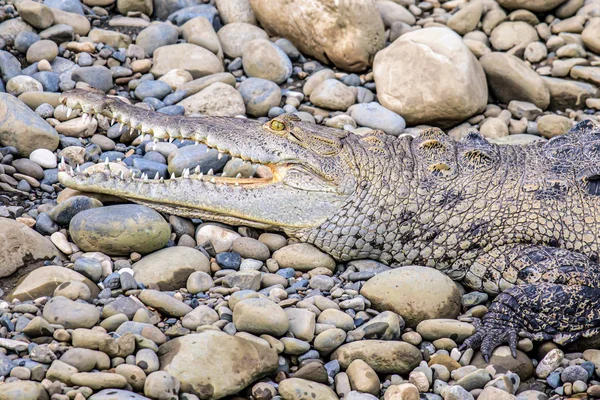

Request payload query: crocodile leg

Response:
[459,245,600,361]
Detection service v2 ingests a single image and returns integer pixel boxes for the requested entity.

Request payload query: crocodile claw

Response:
[460,325,519,363]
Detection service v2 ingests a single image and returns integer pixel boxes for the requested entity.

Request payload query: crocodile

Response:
[57,89,600,361]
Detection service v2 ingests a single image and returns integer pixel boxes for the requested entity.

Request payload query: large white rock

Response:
[496,0,567,12]
[480,52,550,110]
[360,265,461,327]
[249,0,384,72]
[0,218,58,278]
[373,27,487,127]
[158,331,278,399]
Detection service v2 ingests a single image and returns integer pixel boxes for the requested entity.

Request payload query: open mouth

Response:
[58,91,289,187]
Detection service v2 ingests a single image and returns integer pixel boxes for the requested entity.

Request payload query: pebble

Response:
[135,22,179,56]
[237,77,282,117]
[233,297,289,336]
[42,296,100,329]
[349,102,406,135]
[242,38,293,84]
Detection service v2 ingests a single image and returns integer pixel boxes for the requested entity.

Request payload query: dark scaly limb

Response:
[460,245,600,361]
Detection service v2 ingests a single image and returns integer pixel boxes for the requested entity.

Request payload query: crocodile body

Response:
[57,89,600,359]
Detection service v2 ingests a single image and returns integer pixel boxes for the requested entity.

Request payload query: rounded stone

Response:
[49,196,103,226]
[278,378,338,400]
[348,102,405,136]
[331,340,422,375]
[132,246,210,291]
[471,346,534,380]
[496,0,568,12]
[237,77,282,117]
[151,43,224,80]
[26,40,58,63]
[273,243,336,272]
[250,0,384,73]
[0,381,48,400]
[309,79,355,111]
[490,22,539,51]
[134,80,172,101]
[232,236,271,261]
[537,114,573,138]
[115,364,146,392]
[186,271,214,294]
[144,371,180,399]
[314,328,347,354]
[69,204,170,256]
[178,82,246,116]
[242,39,293,84]
[347,359,380,396]
[233,297,290,336]
[217,22,269,59]
[42,296,100,329]
[6,75,43,96]
[360,266,461,327]
[182,305,219,330]
[0,93,59,156]
[158,331,278,399]
[373,27,487,127]
[480,52,550,110]
[135,22,179,56]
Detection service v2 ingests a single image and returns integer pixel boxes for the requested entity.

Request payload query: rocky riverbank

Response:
[1,0,600,399]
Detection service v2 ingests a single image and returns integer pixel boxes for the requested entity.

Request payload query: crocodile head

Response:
[57,89,360,231]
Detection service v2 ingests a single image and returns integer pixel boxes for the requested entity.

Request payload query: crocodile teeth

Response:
[236,173,242,179]
[170,172,175,180]
[111,117,116,125]
[66,107,73,118]
[154,172,160,180]
[183,169,190,179]
[194,166,200,174]
[210,177,216,183]
[218,152,223,160]
[76,164,80,172]
[207,169,214,176]
[120,171,125,180]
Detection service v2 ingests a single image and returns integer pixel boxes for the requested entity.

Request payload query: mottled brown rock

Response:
[496,0,567,12]
[132,247,210,291]
[6,266,99,302]
[249,0,384,72]
[158,330,278,399]
[0,218,59,278]
[0,93,59,156]
[373,27,487,127]
[69,205,170,256]
[361,266,461,327]
[331,340,422,374]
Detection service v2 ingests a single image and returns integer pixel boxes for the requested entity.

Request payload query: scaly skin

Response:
[57,89,600,360]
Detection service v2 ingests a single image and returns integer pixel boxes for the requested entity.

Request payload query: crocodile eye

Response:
[270,120,285,131]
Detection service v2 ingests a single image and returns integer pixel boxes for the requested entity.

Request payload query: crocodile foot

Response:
[460,323,519,363]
